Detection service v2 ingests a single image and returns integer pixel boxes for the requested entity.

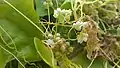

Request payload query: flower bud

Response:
[56,33,61,37]
[57,39,64,45]
[48,33,53,39]
[55,51,61,57]
[60,45,66,53]
[55,37,61,41]
[43,1,49,9]
[66,42,70,46]
[68,47,73,53]
[49,2,53,6]
[46,39,54,45]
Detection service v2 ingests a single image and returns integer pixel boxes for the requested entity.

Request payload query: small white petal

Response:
[83,37,87,42]
[77,35,83,43]
[56,33,61,37]
[43,2,47,5]
[53,8,62,18]
[57,8,62,12]
[61,9,66,13]
[82,22,88,28]
[77,33,88,43]
[55,37,61,41]
[48,33,53,38]
[75,25,82,31]
[46,39,54,45]
[73,23,76,26]
[76,21,81,25]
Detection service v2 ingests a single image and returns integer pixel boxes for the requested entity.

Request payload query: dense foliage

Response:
[0,0,120,68]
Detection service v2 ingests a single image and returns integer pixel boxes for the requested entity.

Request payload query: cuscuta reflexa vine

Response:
[1,0,120,68]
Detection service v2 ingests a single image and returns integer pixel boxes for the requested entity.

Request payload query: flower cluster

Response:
[77,33,88,43]
[43,0,53,8]
[73,21,88,31]
[46,33,60,48]
[53,8,72,22]
[73,21,89,43]
[45,33,73,56]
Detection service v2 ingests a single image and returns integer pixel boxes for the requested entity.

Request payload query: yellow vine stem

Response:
[23,56,40,68]
[67,26,74,40]
[87,53,97,68]
[104,61,108,68]
[113,60,120,68]
[111,52,120,68]
[100,48,120,68]
[46,4,52,33]
[0,44,25,68]
[41,22,73,27]
[0,26,25,68]
[3,0,46,37]
[0,26,16,49]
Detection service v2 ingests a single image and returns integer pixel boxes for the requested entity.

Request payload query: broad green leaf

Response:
[0,0,44,68]
[71,52,113,68]
[35,0,48,17]
[60,0,72,9]
[34,37,54,67]
[0,48,6,68]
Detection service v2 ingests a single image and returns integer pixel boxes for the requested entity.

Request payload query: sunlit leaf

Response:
[34,37,54,67]
[60,0,72,9]
[0,0,44,67]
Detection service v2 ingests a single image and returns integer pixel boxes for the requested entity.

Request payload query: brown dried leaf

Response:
[99,34,120,61]
[85,20,100,59]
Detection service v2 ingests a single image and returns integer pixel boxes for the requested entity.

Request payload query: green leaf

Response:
[60,0,72,9]
[0,0,44,67]
[34,37,54,67]
[71,52,113,68]
[35,0,48,17]
[0,48,6,68]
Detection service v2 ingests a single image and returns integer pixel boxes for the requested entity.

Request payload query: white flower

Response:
[46,39,54,45]
[48,33,53,39]
[61,9,72,22]
[73,21,88,31]
[43,1,47,6]
[73,21,83,31]
[77,33,88,43]
[61,9,72,16]
[82,22,88,28]
[53,8,72,18]
[56,33,61,37]
[53,8,62,18]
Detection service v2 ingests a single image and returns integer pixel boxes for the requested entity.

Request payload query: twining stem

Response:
[67,26,74,40]
[0,44,25,68]
[41,22,73,27]
[73,10,78,21]
[100,48,120,68]
[79,2,84,21]
[71,0,78,21]
[56,0,58,7]
[87,53,97,68]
